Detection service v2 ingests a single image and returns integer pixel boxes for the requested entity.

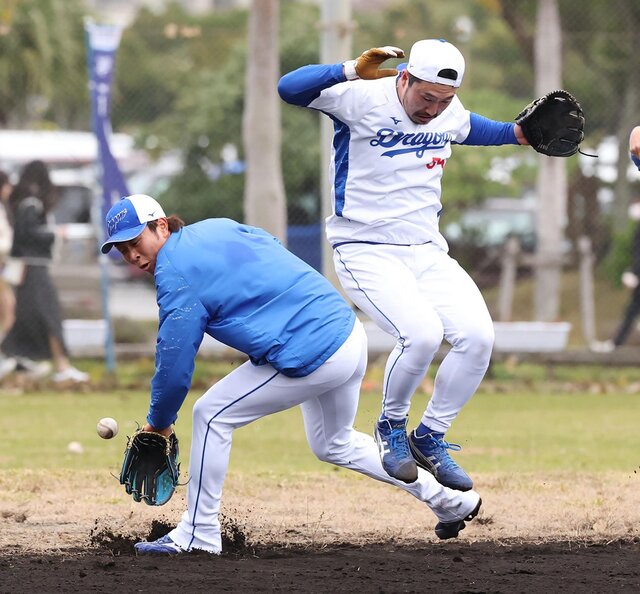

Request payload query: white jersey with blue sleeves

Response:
[279,63,518,249]
[278,61,517,475]
[310,75,470,249]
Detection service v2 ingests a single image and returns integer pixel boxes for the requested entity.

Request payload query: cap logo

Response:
[107,206,129,236]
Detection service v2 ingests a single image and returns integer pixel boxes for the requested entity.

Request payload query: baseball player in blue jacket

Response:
[279,39,531,491]
[101,193,482,554]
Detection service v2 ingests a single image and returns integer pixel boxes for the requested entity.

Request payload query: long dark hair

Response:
[8,160,57,218]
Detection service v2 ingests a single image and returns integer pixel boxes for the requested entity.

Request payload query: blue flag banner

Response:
[85,20,129,244]
[85,20,127,373]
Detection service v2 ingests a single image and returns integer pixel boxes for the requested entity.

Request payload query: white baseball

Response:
[97,417,119,439]
[67,441,84,454]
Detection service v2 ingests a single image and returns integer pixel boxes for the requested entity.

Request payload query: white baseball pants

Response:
[169,319,481,552]
[334,242,494,433]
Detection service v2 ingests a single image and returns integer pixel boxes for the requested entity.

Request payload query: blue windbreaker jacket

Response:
[147,218,356,429]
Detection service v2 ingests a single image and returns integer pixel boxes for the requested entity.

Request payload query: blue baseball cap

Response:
[101,194,166,254]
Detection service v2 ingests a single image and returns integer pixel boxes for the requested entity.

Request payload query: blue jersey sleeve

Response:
[460,113,519,146]
[278,63,346,106]
[147,271,209,430]
[632,154,640,170]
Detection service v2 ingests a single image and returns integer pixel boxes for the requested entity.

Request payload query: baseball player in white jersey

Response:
[102,194,482,554]
[279,39,531,490]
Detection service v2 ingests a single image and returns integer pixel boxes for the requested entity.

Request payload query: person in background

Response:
[0,160,88,383]
[630,125,640,169]
[591,126,640,353]
[0,171,15,335]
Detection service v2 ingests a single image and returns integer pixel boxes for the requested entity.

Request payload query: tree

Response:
[532,0,566,322]
[0,0,87,127]
[113,3,318,227]
[243,0,287,241]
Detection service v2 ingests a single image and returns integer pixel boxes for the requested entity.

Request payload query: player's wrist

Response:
[514,124,528,145]
[343,59,359,81]
[143,422,173,436]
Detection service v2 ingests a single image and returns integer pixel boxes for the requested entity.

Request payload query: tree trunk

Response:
[498,0,534,68]
[612,13,640,233]
[320,0,352,289]
[533,0,566,321]
[243,0,287,242]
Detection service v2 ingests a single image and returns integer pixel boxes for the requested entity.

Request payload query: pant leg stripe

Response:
[335,247,405,412]
[188,369,281,550]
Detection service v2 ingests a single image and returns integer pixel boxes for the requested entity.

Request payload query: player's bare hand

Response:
[344,46,405,81]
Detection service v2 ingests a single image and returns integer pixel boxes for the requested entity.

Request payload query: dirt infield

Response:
[2,540,639,593]
[2,471,639,592]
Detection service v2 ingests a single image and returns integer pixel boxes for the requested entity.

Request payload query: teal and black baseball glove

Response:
[119,430,180,506]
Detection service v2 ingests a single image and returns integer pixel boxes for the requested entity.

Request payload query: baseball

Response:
[97,417,119,439]
[67,441,84,454]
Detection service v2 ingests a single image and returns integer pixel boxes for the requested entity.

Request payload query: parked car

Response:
[444,198,537,248]
[442,197,538,286]
[443,195,583,287]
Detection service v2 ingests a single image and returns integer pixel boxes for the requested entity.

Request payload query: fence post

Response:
[498,236,520,322]
[578,235,596,345]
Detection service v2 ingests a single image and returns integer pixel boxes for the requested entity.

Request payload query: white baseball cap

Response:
[101,194,166,253]
[406,39,465,88]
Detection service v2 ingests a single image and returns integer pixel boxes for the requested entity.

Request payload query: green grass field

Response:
[2,360,640,477]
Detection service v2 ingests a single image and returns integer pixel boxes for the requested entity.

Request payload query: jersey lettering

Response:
[370,128,453,158]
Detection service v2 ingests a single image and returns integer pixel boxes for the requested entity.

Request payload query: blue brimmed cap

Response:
[101,194,166,254]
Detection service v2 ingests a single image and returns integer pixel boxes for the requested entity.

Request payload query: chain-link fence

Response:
[1,0,640,361]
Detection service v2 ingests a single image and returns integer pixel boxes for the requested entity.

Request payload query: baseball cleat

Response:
[434,497,482,540]
[409,430,473,491]
[374,417,418,484]
[134,534,183,555]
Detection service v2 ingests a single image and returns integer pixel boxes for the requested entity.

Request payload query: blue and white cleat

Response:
[374,417,418,484]
[409,430,473,491]
[134,534,183,555]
